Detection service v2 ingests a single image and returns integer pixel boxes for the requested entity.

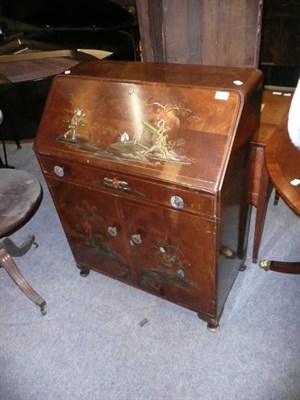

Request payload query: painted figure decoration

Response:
[57,101,197,165]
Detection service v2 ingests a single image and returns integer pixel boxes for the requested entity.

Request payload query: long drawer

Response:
[38,155,215,219]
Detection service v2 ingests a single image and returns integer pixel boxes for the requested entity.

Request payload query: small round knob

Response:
[170,195,185,209]
[130,234,142,245]
[107,226,118,237]
[54,165,64,177]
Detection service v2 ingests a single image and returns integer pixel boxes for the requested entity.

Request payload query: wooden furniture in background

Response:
[260,0,300,68]
[136,0,263,67]
[34,60,262,330]
[249,89,293,262]
[259,120,300,274]
[0,33,110,167]
[0,169,46,314]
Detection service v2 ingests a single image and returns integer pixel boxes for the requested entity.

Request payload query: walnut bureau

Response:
[34,61,262,330]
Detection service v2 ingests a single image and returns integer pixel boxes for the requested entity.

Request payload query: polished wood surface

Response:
[34,61,262,329]
[249,89,293,262]
[251,90,293,148]
[0,169,46,313]
[250,89,293,206]
[0,169,42,237]
[0,34,95,83]
[259,120,300,274]
[266,121,300,216]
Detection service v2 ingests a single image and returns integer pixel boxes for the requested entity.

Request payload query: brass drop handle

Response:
[130,234,142,245]
[54,165,64,177]
[107,226,118,237]
[103,177,130,192]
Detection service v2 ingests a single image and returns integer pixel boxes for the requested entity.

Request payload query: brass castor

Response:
[259,259,271,271]
[207,318,220,333]
[80,269,90,277]
[197,313,220,333]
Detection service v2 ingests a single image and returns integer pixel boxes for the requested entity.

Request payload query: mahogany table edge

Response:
[259,121,300,274]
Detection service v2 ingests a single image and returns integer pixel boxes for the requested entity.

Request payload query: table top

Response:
[251,89,293,146]
[266,120,300,215]
[0,34,111,84]
[0,169,42,238]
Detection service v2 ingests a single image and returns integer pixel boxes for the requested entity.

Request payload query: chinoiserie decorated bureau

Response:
[34,60,263,331]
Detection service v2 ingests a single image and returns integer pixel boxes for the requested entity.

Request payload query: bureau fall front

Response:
[34,61,262,330]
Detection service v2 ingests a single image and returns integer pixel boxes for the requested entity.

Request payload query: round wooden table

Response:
[259,120,300,274]
[0,169,46,313]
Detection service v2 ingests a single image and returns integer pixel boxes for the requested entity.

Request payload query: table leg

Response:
[0,142,15,169]
[0,248,46,314]
[1,235,37,256]
[259,259,300,274]
[274,190,280,205]
[252,160,272,263]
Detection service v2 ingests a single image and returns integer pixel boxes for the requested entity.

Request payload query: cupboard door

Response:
[46,178,134,283]
[122,201,217,315]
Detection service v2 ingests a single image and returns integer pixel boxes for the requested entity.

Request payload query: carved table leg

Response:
[0,248,46,314]
[259,259,300,274]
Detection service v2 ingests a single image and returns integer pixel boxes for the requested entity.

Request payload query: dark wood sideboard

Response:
[34,61,262,331]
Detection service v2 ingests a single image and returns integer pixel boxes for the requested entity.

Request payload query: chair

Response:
[0,168,47,314]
